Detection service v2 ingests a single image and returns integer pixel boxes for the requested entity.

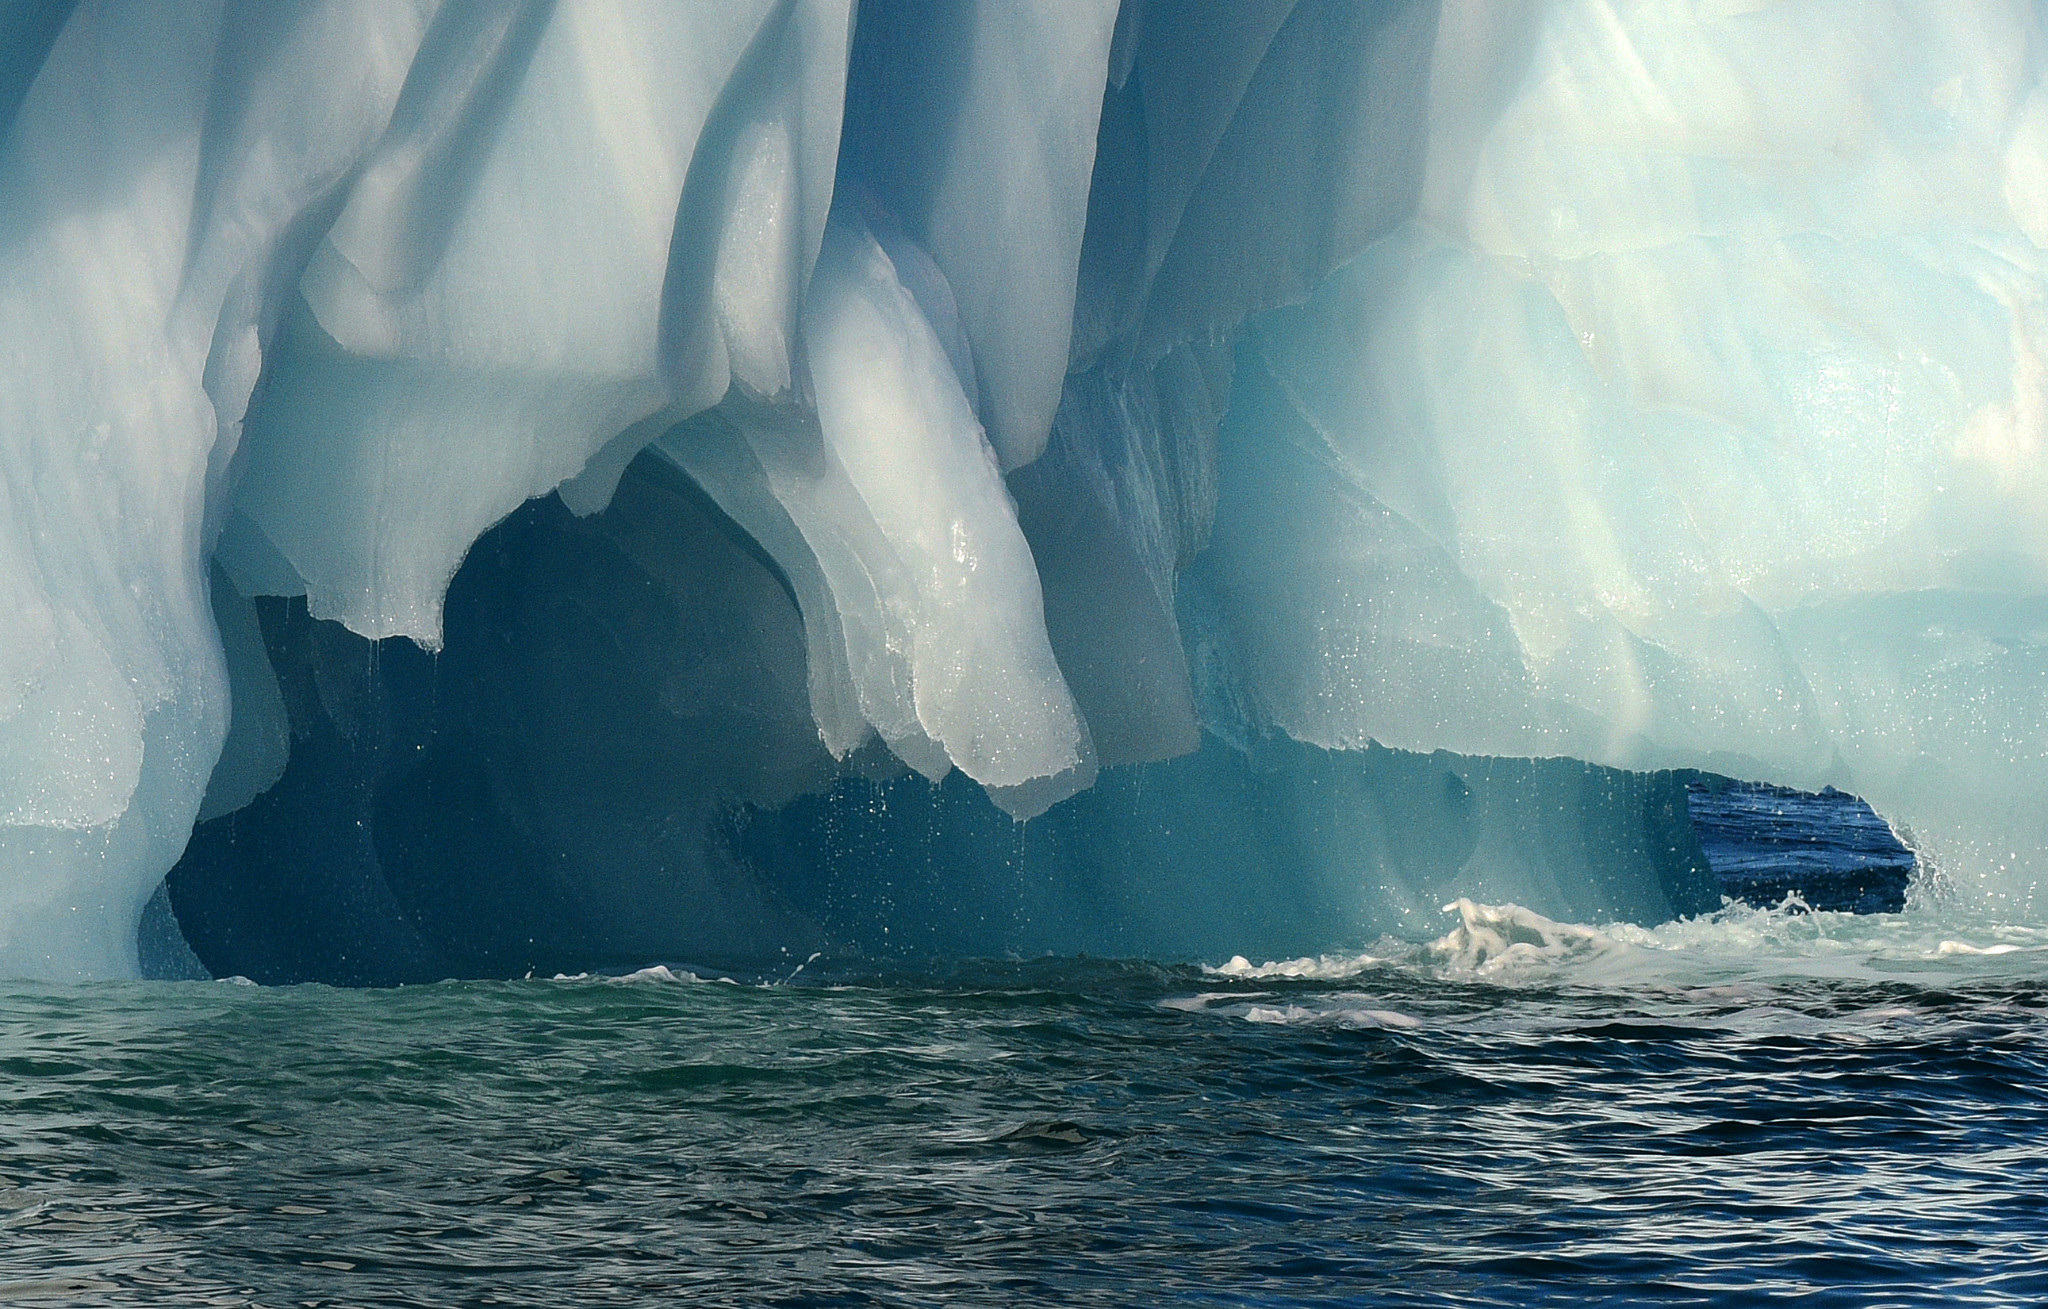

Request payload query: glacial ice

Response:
[2,0,2047,978]
[0,1,427,976]
[1202,0,2048,915]
[246,0,846,643]
[836,0,1120,470]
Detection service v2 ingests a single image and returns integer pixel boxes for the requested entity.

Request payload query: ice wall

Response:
[1198,0,2048,912]
[5,0,2048,977]
[0,2,429,977]
[0,0,1099,975]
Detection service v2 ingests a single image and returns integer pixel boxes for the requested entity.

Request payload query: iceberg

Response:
[1204,0,2048,916]
[0,0,2044,978]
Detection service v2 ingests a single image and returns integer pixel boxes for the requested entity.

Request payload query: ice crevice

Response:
[2,0,2047,977]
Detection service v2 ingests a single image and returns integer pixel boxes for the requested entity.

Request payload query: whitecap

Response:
[1206,952,1384,981]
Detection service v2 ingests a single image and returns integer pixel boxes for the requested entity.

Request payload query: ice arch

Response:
[0,0,2044,978]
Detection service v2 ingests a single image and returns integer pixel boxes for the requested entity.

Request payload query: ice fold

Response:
[703,209,1095,814]
[250,0,853,646]
[0,1,425,975]
[659,0,852,409]
[657,205,1096,815]
[837,0,1119,470]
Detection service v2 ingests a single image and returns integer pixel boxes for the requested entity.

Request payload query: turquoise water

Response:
[5,903,2048,1307]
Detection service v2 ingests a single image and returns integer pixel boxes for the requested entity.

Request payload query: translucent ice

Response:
[1204,0,2048,910]
[0,2,425,976]
[666,208,1093,815]
[837,0,1120,469]
[7,0,2048,978]
[242,0,852,645]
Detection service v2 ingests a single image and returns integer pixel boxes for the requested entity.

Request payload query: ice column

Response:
[667,208,1095,818]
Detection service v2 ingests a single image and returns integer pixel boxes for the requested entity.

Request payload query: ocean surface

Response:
[5,898,2048,1307]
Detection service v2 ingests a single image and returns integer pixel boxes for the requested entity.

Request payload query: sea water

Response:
[4,900,2048,1307]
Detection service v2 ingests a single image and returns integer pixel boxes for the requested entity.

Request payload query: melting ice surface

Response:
[5,0,2048,978]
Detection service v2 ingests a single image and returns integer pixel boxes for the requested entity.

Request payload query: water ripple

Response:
[3,910,2048,1304]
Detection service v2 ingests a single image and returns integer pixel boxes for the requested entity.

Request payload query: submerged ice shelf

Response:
[1,0,2045,978]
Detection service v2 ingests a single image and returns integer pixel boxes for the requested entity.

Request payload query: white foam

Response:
[1208,898,2048,998]
[613,965,705,985]
[1935,940,2032,956]
[1207,953,1385,982]
[1242,1004,1421,1030]
[1158,991,1268,1012]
